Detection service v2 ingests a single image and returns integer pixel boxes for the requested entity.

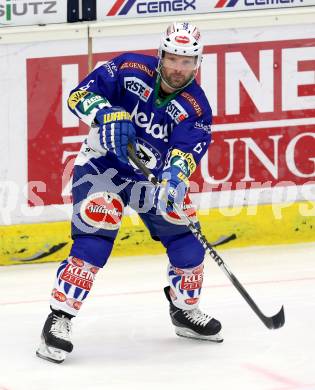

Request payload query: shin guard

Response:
[167,263,204,310]
[50,256,99,316]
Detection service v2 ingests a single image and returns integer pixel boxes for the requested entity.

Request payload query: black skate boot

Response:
[36,309,73,363]
[164,286,223,342]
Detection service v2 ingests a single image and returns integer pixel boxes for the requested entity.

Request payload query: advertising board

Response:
[0,0,67,26]
[97,0,315,19]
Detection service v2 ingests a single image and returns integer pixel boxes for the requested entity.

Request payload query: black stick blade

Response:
[265,306,285,330]
[211,234,237,247]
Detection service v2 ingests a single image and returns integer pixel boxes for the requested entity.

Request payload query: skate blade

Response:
[175,327,224,343]
[36,339,68,364]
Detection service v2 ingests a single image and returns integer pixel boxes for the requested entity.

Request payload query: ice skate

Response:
[36,311,73,363]
[164,286,223,342]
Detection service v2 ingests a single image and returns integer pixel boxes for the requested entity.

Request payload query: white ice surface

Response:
[0,242,314,390]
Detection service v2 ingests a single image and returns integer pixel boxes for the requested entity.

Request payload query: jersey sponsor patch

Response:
[131,102,171,142]
[120,61,154,77]
[81,94,108,114]
[103,60,118,78]
[194,120,211,133]
[166,100,188,124]
[170,149,196,175]
[68,90,89,109]
[124,77,153,102]
[180,91,203,117]
[60,263,95,291]
[173,159,189,177]
[80,192,124,230]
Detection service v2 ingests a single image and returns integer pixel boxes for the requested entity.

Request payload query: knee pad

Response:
[70,235,114,268]
[162,232,205,269]
[167,263,204,310]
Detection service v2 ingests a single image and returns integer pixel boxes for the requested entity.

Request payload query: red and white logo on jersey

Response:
[166,100,188,124]
[178,113,187,122]
[80,192,123,230]
[162,194,198,225]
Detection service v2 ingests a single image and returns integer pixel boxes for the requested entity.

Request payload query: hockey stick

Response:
[209,233,236,248]
[128,144,285,330]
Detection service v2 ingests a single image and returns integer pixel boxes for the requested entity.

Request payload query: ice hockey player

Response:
[36,21,223,364]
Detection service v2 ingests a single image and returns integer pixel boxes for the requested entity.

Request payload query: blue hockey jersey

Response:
[68,53,212,181]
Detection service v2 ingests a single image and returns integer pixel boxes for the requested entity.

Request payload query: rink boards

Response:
[1,201,314,266]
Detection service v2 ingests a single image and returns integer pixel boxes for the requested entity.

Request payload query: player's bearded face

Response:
[161,53,197,89]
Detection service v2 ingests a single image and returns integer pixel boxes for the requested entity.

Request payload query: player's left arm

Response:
[160,110,212,211]
[169,109,212,166]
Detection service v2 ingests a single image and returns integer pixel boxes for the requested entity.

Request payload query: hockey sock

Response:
[167,262,204,310]
[50,256,99,316]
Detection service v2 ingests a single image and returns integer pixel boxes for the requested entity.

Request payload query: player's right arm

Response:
[67,57,125,126]
[67,56,136,164]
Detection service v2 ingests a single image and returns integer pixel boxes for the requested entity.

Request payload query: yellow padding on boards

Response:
[0,201,314,266]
